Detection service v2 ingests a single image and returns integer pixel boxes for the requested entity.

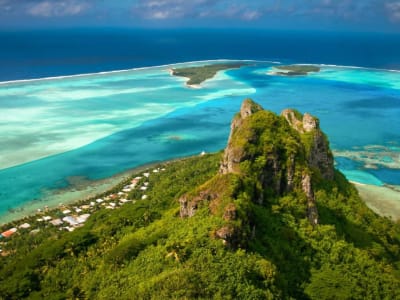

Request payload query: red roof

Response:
[1,228,17,238]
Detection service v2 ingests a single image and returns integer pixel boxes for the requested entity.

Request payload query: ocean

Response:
[1,29,400,81]
[0,29,400,222]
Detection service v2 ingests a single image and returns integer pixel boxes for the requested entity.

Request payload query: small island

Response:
[170,63,245,87]
[270,65,320,76]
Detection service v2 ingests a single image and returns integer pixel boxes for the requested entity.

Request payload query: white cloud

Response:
[28,0,89,17]
[133,0,265,21]
[386,1,400,21]
[241,10,261,21]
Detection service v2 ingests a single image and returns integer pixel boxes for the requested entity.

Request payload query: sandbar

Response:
[354,183,400,221]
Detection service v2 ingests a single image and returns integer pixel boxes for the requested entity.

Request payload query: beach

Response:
[354,183,400,221]
[1,154,400,226]
[0,160,165,225]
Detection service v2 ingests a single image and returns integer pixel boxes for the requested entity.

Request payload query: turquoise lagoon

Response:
[0,60,399,222]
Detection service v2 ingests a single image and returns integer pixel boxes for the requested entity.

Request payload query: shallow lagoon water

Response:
[0,60,399,221]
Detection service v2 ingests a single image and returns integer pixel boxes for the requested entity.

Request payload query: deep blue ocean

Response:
[1,29,400,81]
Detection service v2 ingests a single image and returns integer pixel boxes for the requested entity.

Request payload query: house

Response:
[50,219,63,226]
[18,223,31,229]
[30,229,40,235]
[96,198,104,203]
[62,209,72,215]
[63,216,79,226]
[1,228,17,238]
[43,216,52,221]
[76,214,90,223]
[141,195,148,200]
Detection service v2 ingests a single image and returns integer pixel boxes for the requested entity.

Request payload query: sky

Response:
[0,0,399,32]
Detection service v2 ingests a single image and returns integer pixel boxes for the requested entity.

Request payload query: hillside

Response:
[1,99,400,299]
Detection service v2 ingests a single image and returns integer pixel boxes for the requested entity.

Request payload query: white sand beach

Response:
[354,183,400,221]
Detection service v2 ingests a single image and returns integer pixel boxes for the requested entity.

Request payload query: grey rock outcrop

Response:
[220,99,263,174]
[281,109,334,180]
[302,173,319,225]
[179,190,218,218]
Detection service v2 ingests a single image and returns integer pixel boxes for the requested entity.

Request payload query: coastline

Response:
[353,183,400,221]
[1,152,400,226]
[168,68,203,89]
[2,59,399,86]
[0,159,174,225]
[0,59,246,86]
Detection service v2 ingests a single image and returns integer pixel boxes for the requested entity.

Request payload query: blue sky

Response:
[0,0,399,32]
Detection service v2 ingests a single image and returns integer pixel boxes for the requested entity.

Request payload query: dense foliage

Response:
[275,65,320,76]
[172,63,244,85]
[1,105,400,299]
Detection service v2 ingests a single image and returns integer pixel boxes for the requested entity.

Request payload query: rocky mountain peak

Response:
[240,98,263,119]
[281,109,334,180]
[281,109,319,133]
[181,99,337,229]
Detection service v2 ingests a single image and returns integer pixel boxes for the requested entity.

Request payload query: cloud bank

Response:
[28,1,89,17]
[0,0,399,31]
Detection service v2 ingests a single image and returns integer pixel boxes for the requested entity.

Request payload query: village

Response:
[0,166,167,254]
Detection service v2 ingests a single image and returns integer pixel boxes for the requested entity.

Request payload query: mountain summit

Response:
[181,98,334,237]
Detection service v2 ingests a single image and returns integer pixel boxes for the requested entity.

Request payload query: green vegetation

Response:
[171,63,245,85]
[274,65,320,76]
[1,100,400,299]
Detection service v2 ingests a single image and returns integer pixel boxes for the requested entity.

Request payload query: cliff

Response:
[181,99,335,227]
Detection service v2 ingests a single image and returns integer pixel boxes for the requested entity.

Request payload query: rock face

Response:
[180,99,336,228]
[302,173,319,225]
[179,190,218,218]
[281,109,334,180]
[220,99,263,174]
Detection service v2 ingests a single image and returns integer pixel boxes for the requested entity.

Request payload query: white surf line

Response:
[0,59,260,86]
[0,59,284,86]
[2,60,399,86]
[294,63,400,73]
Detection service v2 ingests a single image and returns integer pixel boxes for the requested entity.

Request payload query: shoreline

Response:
[168,68,203,89]
[354,183,400,221]
[0,159,178,225]
[1,153,400,226]
[2,59,399,86]
[0,59,253,86]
